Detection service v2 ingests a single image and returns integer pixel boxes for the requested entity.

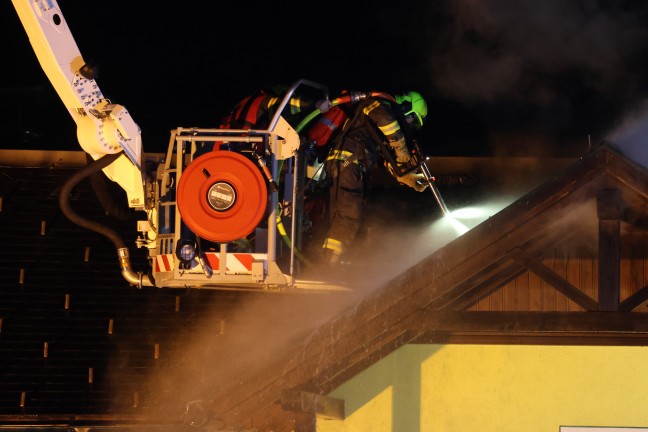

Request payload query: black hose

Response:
[85,152,137,221]
[58,152,127,250]
[59,152,155,288]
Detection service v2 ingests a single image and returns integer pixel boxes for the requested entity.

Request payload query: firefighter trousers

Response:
[323,139,366,259]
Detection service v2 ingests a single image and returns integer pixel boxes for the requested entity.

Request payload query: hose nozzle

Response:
[419,159,450,216]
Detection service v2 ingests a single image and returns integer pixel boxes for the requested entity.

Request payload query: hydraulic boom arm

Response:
[12,0,146,209]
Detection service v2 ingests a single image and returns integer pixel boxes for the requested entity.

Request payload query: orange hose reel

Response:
[177,151,268,243]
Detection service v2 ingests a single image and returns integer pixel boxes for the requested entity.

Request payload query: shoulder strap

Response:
[329,101,366,152]
[226,89,270,129]
[241,94,267,129]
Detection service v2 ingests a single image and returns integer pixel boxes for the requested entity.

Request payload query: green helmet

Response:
[395,91,428,130]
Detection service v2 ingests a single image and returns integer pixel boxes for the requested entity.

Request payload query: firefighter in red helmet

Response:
[320,91,429,268]
[220,84,319,131]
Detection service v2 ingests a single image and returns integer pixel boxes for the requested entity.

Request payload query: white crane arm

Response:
[13,0,146,209]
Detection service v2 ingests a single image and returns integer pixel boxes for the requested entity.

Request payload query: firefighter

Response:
[220,84,319,131]
[193,84,322,156]
[320,91,429,268]
[208,84,326,254]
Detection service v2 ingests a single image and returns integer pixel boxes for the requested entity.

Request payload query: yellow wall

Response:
[317,344,648,432]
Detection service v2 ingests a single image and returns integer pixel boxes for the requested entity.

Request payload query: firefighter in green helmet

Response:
[320,90,430,269]
[395,91,428,133]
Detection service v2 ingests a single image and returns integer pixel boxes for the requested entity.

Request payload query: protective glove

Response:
[397,171,429,192]
[390,137,411,163]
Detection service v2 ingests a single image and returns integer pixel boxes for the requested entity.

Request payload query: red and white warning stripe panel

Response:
[205,253,266,274]
[152,252,267,274]
[155,254,174,273]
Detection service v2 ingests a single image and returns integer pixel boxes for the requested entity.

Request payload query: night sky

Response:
[3,0,648,158]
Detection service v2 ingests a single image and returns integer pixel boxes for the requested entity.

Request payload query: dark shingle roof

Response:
[0,164,263,428]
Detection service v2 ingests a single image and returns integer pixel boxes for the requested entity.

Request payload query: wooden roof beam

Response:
[597,189,621,311]
[411,311,648,339]
[281,390,345,420]
[509,247,598,311]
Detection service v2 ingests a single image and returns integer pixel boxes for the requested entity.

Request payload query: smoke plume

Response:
[426,0,648,157]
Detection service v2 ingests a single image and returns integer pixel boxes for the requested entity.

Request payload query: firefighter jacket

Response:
[326,97,411,174]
